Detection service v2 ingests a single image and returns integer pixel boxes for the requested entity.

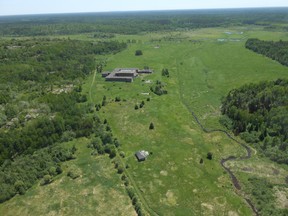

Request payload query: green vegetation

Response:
[0,139,135,216]
[0,38,126,163]
[0,145,75,202]
[221,79,288,164]
[149,122,154,130]
[245,177,288,215]
[150,80,168,96]
[0,36,128,208]
[207,152,213,160]
[246,38,288,66]
[135,50,143,56]
[161,68,170,77]
[1,8,288,216]
[1,8,288,36]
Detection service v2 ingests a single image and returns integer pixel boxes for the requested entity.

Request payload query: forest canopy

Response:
[221,79,288,164]
[0,37,127,203]
[0,38,126,164]
[1,8,288,36]
[245,38,288,66]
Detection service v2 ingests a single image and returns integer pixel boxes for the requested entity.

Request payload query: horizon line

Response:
[1,6,288,17]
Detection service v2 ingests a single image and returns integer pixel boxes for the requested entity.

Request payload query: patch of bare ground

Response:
[201,202,214,214]
[228,211,239,216]
[160,190,177,206]
[51,84,74,94]
[160,170,168,176]
[274,187,288,209]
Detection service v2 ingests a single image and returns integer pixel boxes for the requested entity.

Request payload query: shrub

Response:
[115,96,121,102]
[207,152,213,160]
[41,174,52,185]
[149,122,154,130]
[126,187,135,199]
[67,166,81,179]
[121,174,127,181]
[120,151,125,158]
[114,139,120,148]
[135,50,143,56]
[60,130,76,142]
[117,166,124,174]
[14,180,25,195]
[162,68,169,77]
[109,149,117,159]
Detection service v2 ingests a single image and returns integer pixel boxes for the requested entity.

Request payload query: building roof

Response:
[135,150,149,162]
[104,68,152,82]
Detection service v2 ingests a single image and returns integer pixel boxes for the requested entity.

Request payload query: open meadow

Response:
[83,27,288,215]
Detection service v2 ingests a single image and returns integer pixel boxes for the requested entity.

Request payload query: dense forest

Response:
[0,38,126,161]
[0,38,127,202]
[0,145,76,203]
[0,8,288,36]
[221,79,288,164]
[245,38,288,66]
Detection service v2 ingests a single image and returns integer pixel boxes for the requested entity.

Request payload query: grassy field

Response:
[80,27,286,215]
[85,27,288,215]
[0,139,135,216]
[1,26,288,215]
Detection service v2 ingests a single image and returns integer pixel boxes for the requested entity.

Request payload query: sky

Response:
[0,0,288,16]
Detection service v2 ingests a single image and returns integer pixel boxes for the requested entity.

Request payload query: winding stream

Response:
[190,111,259,216]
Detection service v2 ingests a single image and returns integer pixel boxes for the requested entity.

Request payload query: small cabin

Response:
[135,150,149,162]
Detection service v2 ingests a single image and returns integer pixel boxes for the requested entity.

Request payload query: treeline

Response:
[0,37,128,204]
[0,38,126,87]
[0,8,288,36]
[221,79,288,164]
[246,177,288,216]
[0,38,127,164]
[0,91,100,164]
[0,145,76,203]
[245,38,288,66]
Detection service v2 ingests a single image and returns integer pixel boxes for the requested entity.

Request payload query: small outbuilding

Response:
[135,150,149,162]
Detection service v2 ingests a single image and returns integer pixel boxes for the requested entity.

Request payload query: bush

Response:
[126,187,135,199]
[67,166,81,179]
[109,149,117,159]
[117,166,124,174]
[149,122,154,130]
[162,68,169,77]
[14,180,25,195]
[115,96,121,102]
[114,139,120,148]
[120,151,125,158]
[60,130,76,142]
[207,152,213,160]
[135,50,143,56]
[41,175,52,185]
